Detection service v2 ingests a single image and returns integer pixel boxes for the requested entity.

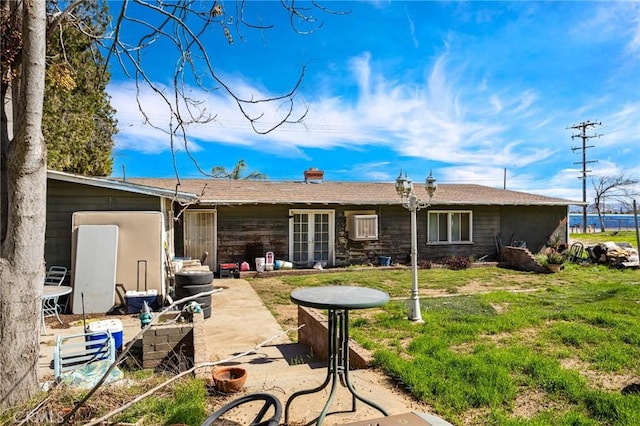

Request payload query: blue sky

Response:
[107,1,640,202]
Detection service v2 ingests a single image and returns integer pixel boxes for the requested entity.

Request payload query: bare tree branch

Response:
[61,288,223,423]
[82,324,303,426]
[591,175,640,231]
[46,0,86,34]
[103,1,343,182]
[172,181,207,220]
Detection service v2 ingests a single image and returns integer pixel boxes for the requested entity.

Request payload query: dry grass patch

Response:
[489,302,510,314]
[459,407,492,426]
[560,357,639,392]
[511,388,567,418]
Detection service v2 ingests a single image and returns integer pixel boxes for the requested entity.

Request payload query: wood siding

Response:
[212,205,290,268]
[500,205,568,253]
[46,180,162,272]
[339,205,500,265]
[197,203,551,268]
[46,177,569,277]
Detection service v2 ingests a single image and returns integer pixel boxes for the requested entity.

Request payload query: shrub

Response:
[419,259,433,269]
[546,251,565,265]
[442,256,472,270]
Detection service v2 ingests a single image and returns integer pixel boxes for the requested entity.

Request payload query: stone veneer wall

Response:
[297,306,372,369]
[142,311,208,378]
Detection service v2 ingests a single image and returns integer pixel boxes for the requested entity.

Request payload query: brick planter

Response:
[297,306,373,369]
[142,311,208,377]
[502,246,548,273]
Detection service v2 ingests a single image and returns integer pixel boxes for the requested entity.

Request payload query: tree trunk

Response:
[0,0,47,408]
[594,201,605,232]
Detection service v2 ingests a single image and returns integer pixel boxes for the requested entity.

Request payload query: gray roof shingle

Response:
[125,178,580,206]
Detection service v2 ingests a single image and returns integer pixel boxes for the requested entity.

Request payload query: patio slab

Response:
[39,278,445,425]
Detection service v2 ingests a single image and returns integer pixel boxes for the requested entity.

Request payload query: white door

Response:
[184,210,217,271]
[289,209,334,267]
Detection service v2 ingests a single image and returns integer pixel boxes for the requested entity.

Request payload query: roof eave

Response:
[435,201,581,206]
[196,200,579,206]
[47,170,198,201]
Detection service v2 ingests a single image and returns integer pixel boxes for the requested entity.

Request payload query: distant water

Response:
[569,213,638,230]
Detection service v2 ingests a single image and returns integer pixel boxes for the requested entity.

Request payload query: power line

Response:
[568,120,601,233]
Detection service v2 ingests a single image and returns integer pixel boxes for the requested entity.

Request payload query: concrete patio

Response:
[39,278,446,425]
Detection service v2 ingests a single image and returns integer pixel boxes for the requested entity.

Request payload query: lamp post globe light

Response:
[395,170,437,322]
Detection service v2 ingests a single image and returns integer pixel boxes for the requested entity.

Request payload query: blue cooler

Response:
[86,319,123,351]
[126,290,158,313]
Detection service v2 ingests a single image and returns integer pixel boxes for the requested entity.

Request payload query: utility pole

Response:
[568,121,601,233]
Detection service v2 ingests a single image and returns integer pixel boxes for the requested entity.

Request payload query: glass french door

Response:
[184,209,217,271]
[289,209,334,267]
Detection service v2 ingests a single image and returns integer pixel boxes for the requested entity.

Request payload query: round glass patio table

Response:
[285,285,390,425]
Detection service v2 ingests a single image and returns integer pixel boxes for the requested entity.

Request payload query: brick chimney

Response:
[304,167,324,183]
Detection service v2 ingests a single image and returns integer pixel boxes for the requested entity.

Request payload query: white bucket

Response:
[280,261,293,269]
[255,257,266,272]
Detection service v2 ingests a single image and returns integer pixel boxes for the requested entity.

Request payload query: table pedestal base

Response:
[285,308,388,425]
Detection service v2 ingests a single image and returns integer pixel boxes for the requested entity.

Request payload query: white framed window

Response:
[428,211,472,244]
[347,214,379,241]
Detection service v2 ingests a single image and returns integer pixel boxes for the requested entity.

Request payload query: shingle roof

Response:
[124,178,580,206]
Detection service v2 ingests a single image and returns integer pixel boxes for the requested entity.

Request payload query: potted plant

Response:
[545,251,565,272]
[534,249,564,272]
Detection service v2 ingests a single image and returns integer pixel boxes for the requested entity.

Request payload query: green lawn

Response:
[252,262,640,425]
[570,230,638,246]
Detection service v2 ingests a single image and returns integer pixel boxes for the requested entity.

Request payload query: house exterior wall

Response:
[499,205,568,253]
[338,205,500,265]
[202,204,396,268]
[198,203,549,268]
[210,205,290,268]
[46,179,163,274]
[46,177,571,279]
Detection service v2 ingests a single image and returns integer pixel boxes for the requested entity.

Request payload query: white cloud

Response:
[405,8,419,49]
[109,26,637,204]
[111,49,560,170]
[336,161,392,181]
[569,2,640,58]
[490,95,503,113]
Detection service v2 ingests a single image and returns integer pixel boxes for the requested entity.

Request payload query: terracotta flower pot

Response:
[212,367,248,393]
[546,263,564,273]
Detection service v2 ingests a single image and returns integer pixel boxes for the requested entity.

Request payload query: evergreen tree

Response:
[43,0,117,176]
